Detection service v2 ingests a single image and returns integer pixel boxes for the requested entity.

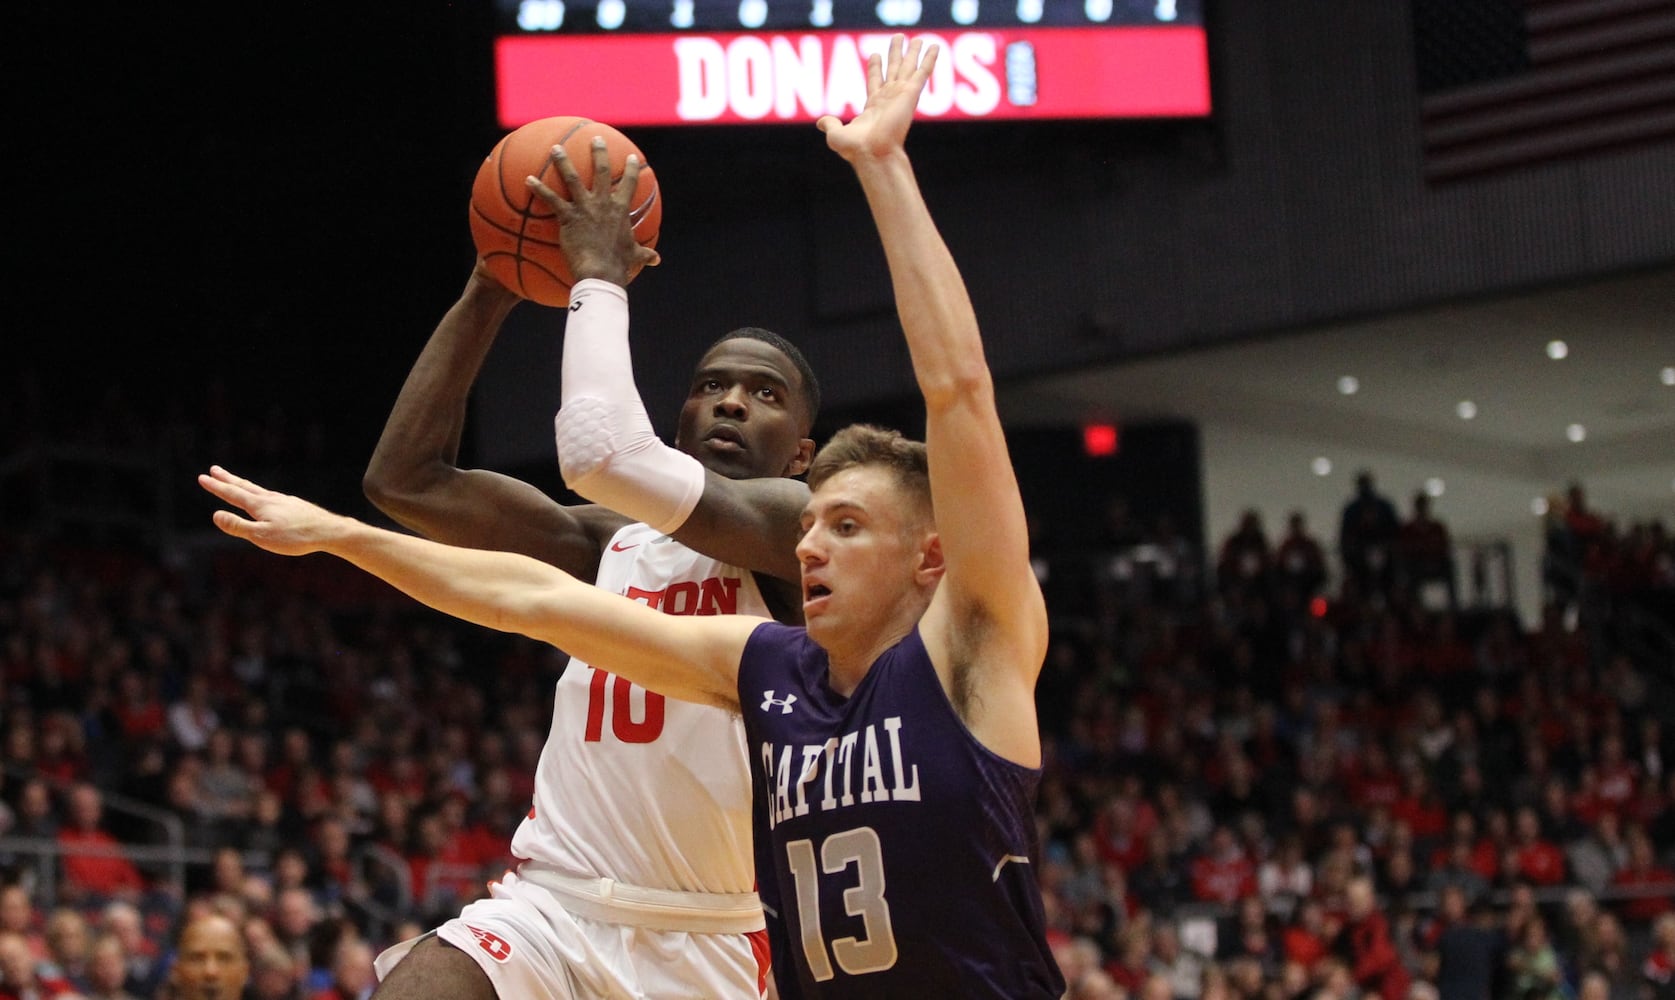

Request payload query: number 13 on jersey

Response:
[786,826,898,981]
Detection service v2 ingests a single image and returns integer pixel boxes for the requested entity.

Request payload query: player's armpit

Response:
[918,596,1047,769]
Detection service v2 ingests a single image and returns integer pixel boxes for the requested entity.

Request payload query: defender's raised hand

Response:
[524,137,661,287]
[818,34,939,162]
[198,466,351,557]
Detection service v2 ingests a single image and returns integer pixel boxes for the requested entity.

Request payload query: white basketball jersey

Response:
[509,522,764,894]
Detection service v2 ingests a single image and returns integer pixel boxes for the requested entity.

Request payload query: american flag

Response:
[1413,0,1675,182]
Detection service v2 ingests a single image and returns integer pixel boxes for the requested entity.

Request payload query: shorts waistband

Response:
[515,862,766,935]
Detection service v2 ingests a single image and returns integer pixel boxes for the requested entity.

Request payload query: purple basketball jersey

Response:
[738,622,1065,999]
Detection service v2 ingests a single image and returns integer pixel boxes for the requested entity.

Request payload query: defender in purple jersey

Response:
[198,35,1063,999]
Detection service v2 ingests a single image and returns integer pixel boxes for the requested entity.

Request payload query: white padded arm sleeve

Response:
[554,279,706,535]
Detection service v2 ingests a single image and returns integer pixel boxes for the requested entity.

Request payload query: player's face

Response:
[675,338,813,481]
[796,465,933,647]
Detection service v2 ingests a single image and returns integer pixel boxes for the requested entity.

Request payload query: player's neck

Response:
[823,618,917,697]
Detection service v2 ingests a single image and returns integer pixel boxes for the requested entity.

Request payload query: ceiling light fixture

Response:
[1566,423,1586,443]
[1311,457,1332,476]
[1662,366,1674,386]
[1425,478,1445,497]
[1337,376,1359,395]
[1531,497,1548,516]
[1546,340,1568,360]
[1456,400,1477,419]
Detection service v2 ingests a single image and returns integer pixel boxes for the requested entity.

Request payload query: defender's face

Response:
[675,338,811,481]
[796,466,929,646]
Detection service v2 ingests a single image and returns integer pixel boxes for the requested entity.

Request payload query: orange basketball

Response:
[469,116,662,307]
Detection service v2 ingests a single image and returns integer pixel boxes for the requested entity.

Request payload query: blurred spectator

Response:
[1504,916,1565,1000]
[1274,511,1328,604]
[56,784,145,904]
[0,889,43,962]
[1425,885,1505,1000]
[164,912,248,1000]
[0,929,75,1000]
[308,936,373,1000]
[96,901,158,998]
[38,909,88,992]
[1609,826,1675,927]
[1509,805,1567,887]
[1643,912,1675,1000]
[1337,876,1411,1000]
[198,729,256,833]
[247,941,300,1000]
[1217,510,1272,600]
[167,675,221,754]
[13,781,60,842]
[1190,826,1258,905]
[83,932,138,1000]
[1257,833,1313,915]
[1339,471,1400,601]
[1147,923,1205,1000]
[1397,493,1455,610]
[1569,811,1629,895]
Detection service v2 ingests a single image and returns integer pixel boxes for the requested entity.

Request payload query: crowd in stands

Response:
[1,395,1673,1000]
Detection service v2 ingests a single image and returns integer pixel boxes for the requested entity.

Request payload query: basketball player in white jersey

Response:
[361,137,819,998]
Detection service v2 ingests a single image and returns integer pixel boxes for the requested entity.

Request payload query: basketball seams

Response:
[514,117,592,300]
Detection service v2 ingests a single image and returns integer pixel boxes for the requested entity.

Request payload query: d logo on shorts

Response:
[467,926,513,963]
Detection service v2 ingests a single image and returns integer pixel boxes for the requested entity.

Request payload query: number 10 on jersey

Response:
[583,668,666,743]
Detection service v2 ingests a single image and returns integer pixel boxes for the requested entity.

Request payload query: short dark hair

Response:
[708,327,821,430]
[807,424,932,527]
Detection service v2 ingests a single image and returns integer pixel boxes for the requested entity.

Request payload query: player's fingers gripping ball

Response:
[469,116,662,307]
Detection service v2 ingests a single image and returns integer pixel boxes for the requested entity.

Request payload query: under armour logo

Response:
[569,301,583,312]
[760,691,797,715]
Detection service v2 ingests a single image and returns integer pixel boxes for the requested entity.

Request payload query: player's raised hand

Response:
[525,137,661,287]
[818,34,938,162]
[198,466,348,557]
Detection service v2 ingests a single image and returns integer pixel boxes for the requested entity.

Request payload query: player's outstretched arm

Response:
[822,36,1048,765]
[204,466,751,709]
[363,262,630,582]
[528,142,812,585]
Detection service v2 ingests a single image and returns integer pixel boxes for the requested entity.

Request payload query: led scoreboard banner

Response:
[493,0,1210,126]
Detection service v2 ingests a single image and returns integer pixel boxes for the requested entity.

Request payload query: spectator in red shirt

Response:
[1191,825,1258,905]
[1093,795,1151,875]
[1642,912,1675,998]
[1510,805,1567,886]
[1594,733,1641,813]
[1345,741,1403,812]
[1610,827,1675,926]
[1283,897,1331,973]
[1337,876,1412,1000]
[1104,925,1153,996]
[1428,810,1498,882]
[55,784,145,904]
[111,671,166,745]
[1390,769,1449,844]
